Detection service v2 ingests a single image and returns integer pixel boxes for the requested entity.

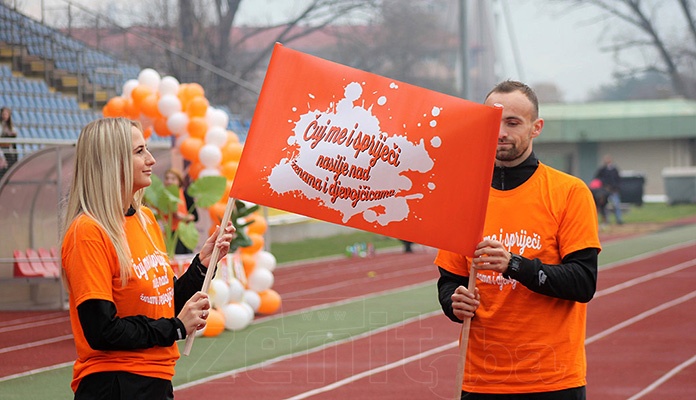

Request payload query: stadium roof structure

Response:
[538,99,696,143]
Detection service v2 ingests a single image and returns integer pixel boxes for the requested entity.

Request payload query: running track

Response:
[1,236,695,399]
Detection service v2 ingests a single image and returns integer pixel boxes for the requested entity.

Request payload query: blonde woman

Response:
[61,118,234,399]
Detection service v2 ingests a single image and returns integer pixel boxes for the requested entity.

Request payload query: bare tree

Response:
[564,0,696,99]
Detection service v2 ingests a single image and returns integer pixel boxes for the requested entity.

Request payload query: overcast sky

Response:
[18,0,651,102]
[234,0,623,102]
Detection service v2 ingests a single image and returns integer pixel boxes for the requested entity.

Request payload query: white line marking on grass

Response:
[600,241,696,271]
[586,290,696,345]
[0,362,73,383]
[174,310,444,391]
[627,353,696,400]
[594,259,696,299]
[284,341,458,400]
[0,334,73,354]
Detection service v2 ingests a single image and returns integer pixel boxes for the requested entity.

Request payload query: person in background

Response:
[163,168,199,254]
[435,80,601,399]
[594,154,624,225]
[0,106,18,179]
[61,117,235,400]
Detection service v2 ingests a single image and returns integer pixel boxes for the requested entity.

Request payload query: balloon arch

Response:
[103,68,280,335]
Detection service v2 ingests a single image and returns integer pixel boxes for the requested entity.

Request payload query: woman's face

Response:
[131,126,155,193]
[1,109,9,120]
[164,172,180,187]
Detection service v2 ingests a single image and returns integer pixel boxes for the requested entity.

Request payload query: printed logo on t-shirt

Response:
[485,228,542,256]
[132,252,174,307]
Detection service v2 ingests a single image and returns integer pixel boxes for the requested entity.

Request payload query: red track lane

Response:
[175,313,461,400]
[269,250,438,314]
[0,249,438,378]
[176,244,696,400]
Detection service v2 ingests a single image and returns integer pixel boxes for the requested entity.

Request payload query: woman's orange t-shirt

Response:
[62,207,178,392]
[435,163,601,394]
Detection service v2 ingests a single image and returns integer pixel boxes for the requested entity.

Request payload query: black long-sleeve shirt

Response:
[77,255,209,350]
[437,153,599,323]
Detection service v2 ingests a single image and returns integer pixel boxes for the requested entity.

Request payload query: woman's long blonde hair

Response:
[62,118,146,286]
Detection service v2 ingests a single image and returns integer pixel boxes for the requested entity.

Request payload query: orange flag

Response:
[230,43,501,256]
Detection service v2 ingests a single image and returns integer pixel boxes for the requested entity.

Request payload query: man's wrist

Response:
[504,253,522,277]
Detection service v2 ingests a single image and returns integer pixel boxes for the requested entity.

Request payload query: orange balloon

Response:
[177,83,190,104]
[104,96,127,117]
[246,214,268,236]
[124,98,140,120]
[179,137,204,163]
[142,126,153,140]
[187,161,204,180]
[219,180,234,203]
[241,252,256,277]
[153,117,172,137]
[241,233,264,254]
[187,117,208,139]
[208,201,226,224]
[226,130,240,144]
[202,308,225,337]
[187,83,205,99]
[130,85,152,109]
[220,161,239,181]
[221,142,244,163]
[186,96,209,118]
[257,289,281,314]
[140,93,161,119]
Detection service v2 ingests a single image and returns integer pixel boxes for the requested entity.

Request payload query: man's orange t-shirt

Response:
[62,207,178,392]
[435,163,601,394]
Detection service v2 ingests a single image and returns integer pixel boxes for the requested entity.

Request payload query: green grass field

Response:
[267,202,696,264]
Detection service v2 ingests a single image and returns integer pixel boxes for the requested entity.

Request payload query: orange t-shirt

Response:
[435,163,601,394]
[62,207,178,392]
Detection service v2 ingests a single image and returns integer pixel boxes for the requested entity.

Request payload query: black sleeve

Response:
[184,192,199,222]
[504,247,599,303]
[173,254,210,314]
[436,267,469,324]
[77,299,186,351]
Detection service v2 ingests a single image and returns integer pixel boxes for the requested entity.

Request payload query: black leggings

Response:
[462,386,586,400]
[75,371,173,400]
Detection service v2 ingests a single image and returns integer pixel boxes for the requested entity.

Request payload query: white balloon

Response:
[228,277,245,303]
[122,79,138,98]
[199,144,222,168]
[221,303,252,331]
[206,108,229,129]
[138,68,161,91]
[159,76,180,96]
[254,251,277,272]
[247,267,274,292]
[158,94,182,117]
[166,112,189,136]
[240,302,255,321]
[209,278,230,308]
[198,168,221,178]
[243,290,261,312]
[205,126,228,147]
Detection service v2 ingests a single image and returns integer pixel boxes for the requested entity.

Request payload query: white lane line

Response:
[283,289,696,400]
[174,310,444,391]
[0,316,70,333]
[627,353,696,400]
[0,334,73,354]
[0,362,74,383]
[594,259,696,299]
[586,290,696,345]
[600,240,696,271]
[284,341,458,400]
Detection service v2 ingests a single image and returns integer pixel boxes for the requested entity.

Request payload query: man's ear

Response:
[531,118,544,139]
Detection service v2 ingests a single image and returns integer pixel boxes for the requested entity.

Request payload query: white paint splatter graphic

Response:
[267,82,439,225]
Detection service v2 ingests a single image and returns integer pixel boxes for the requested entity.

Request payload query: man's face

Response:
[484,91,543,167]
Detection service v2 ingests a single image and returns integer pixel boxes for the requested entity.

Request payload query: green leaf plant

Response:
[144,174,227,258]
[144,174,262,259]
